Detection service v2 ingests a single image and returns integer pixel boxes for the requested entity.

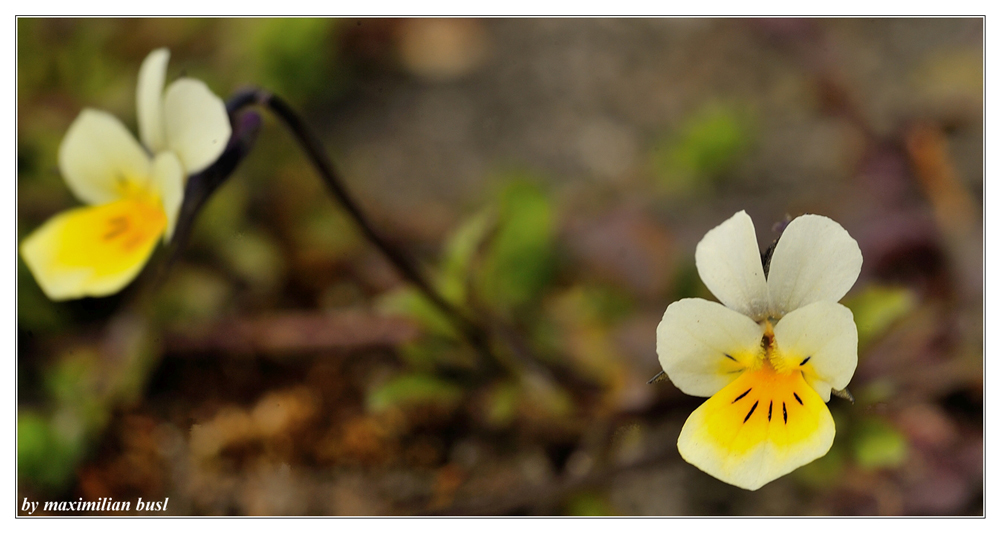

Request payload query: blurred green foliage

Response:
[235,18,345,105]
[856,379,897,407]
[477,179,555,315]
[852,418,909,470]
[438,209,493,306]
[19,349,118,491]
[513,375,576,420]
[219,229,286,294]
[378,287,460,341]
[651,103,754,196]
[379,178,557,358]
[544,286,627,387]
[18,411,84,490]
[564,492,617,516]
[375,178,567,426]
[18,19,129,106]
[843,285,917,349]
[564,284,633,325]
[367,373,464,413]
[482,381,521,427]
[188,180,251,246]
[154,267,232,324]
[293,206,364,262]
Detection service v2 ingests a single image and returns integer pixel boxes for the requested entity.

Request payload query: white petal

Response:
[137,48,170,153]
[150,152,184,242]
[656,298,765,397]
[58,109,152,205]
[162,78,231,174]
[772,301,858,402]
[766,214,862,316]
[695,210,770,320]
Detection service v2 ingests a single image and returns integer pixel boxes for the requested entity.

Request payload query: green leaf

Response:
[438,209,493,306]
[18,411,84,490]
[366,374,463,413]
[483,381,521,427]
[564,492,617,516]
[651,103,753,195]
[395,337,477,372]
[241,18,344,104]
[377,287,459,340]
[843,285,917,348]
[478,180,555,313]
[853,418,908,470]
[43,351,99,406]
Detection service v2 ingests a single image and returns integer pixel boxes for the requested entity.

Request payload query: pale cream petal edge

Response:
[150,152,185,242]
[695,210,770,320]
[772,301,858,402]
[137,48,170,153]
[656,298,764,398]
[162,78,231,174]
[766,214,862,316]
[58,109,151,205]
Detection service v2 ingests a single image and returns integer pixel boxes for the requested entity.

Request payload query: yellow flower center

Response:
[733,318,812,377]
[53,187,166,276]
[699,357,828,455]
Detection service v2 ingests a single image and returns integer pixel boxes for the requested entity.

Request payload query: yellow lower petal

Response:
[677,362,835,491]
[20,197,166,300]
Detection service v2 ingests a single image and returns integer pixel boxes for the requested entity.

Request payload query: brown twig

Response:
[164,310,421,356]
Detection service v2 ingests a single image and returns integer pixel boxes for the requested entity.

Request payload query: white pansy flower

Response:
[20,48,231,300]
[656,210,862,490]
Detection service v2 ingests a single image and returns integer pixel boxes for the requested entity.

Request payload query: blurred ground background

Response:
[16,18,983,516]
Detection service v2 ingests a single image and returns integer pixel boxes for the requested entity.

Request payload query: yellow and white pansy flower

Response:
[657,210,862,490]
[20,49,231,301]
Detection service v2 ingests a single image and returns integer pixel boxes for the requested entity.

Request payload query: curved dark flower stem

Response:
[161,88,599,392]
[159,110,262,280]
[226,88,499,373]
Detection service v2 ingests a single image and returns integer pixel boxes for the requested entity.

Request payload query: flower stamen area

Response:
[55,195,166,274]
